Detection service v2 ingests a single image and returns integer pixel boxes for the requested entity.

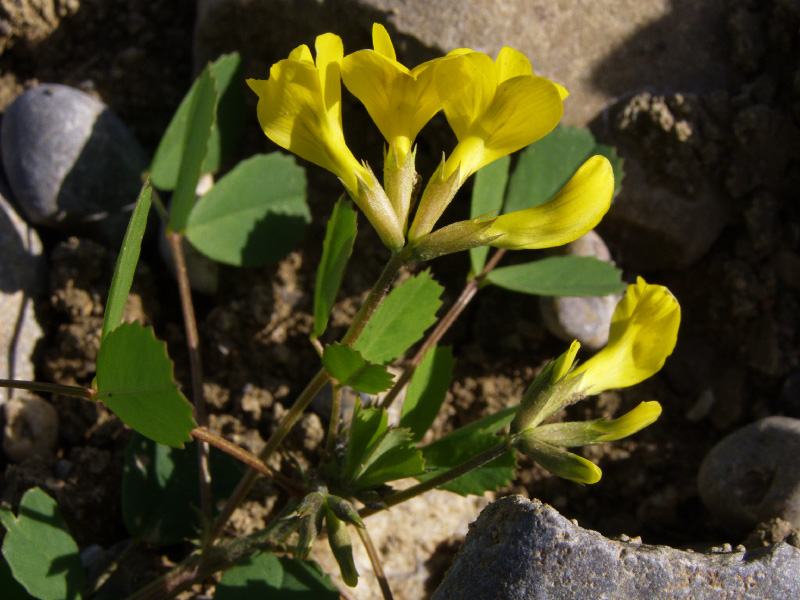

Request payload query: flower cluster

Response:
[247,24,613,256]
[509,277,681,483]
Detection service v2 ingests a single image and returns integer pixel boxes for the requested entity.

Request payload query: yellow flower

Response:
[511,278,680,434]
[247,33,404,251]
[439,47,567,183]
[484,156,613,250]
[408,47,567,241]
[570,277,681,394]
[341,23,442,166]
[341,23,443,232]
[247,34,366,194]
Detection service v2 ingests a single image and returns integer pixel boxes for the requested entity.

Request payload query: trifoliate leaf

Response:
[399,345,455,442]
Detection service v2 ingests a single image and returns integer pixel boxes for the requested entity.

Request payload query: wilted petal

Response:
[483,156,613,249]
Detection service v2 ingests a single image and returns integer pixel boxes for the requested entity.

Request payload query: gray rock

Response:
[539,231,621,350]
[195,0,727,127]
[433,495,800,600]
[1,83,149,246]
[0,178,45,402]
[698,416,800,536]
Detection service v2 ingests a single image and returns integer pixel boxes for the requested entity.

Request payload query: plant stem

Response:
[361,440,511,517]
[357,526,394,600]
[207,253,406,544]
[168,231,213,528]
[379,248,506,410]
[190,428,303,497]
[324,383,343,457]
[0,379,94,399]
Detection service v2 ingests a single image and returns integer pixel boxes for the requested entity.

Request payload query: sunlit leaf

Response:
[185,153,309,266]
[95,322,196,448]
[168,66,219,233]
[486,256,625,297]
[150,53,241,190]
[0,488,85,600]
[101,179,152,341]
[314,199,357,337]
[354,270,443,364]
[322,344,394,394]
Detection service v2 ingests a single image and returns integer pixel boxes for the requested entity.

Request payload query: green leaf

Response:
[150,54,240,190]
[0,556,35,600]
[504,125,597,213]
[354,270,443,364]
[322,344,394,394]
[168,66,219,233]
[0,557,34,600]
[314,199,357,337]
[101,180,152,341]
[343,402,425,488]
[399,346,455,442]
[185,153,309,266]
[203,53,245,176]
[0,488,85,600]
[122,433,245,545]
[419,430,516,496]
[215,553,338,599]
[95,322,196,448]
[470,155,510,273]
[486,256,626,297]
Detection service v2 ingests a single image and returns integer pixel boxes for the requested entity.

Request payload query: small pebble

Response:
[0,178,45,400]
[539,230,621,350]
[698,416,800,536]
[1,83,149,246]
[3,395,59,462]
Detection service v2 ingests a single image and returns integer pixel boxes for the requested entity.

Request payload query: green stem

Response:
[379,248,506,410]
[190,428,303,497]
[168,231,213,528]
[207,249,407,544]
[324,383,343,457]
[361,440,511,517]
[0,379,93,399]
[357,526,394,600]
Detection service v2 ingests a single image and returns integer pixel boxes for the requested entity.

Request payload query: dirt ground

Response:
[1,0,799,598]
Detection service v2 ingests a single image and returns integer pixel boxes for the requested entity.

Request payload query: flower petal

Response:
[570,278,681,393]
[436,51,498,140]
[530,401,663,447]
[495,46,532,82]
[484,155,613,249]
[372,22,396,60]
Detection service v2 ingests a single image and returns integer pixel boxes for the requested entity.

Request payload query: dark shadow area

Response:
[590,0,729,98]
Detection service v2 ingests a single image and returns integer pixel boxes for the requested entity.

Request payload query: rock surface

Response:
[195,0,727,126]
[0,179,45,400]
[1,83,149,245]
[2,394,59,462]
[433,495,800,600]
[698,416,800,536]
